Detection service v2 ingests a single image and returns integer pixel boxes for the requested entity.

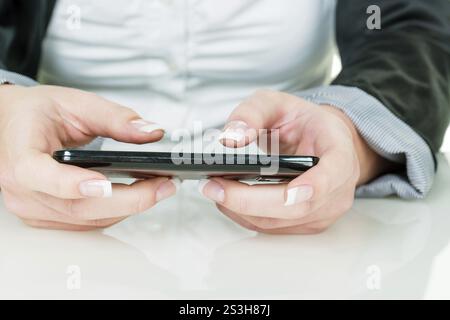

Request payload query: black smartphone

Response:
[53,150,319,183]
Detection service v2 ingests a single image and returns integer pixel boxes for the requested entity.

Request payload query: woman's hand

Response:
[0,85,178,231]
[199,90,392,234]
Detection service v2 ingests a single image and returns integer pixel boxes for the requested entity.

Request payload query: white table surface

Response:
[1,153,449,300]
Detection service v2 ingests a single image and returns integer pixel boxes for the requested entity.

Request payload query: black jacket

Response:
[1,0,449,156]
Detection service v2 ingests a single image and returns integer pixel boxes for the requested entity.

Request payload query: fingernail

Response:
[130,119,165,134]
[284,185,313,206]
[156,178,181,202]
[219,120,249,143]
[198,179,225,203]
[79,180,112,198]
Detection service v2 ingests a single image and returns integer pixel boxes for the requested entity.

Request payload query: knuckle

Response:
[236,195,248,215]
[341,197,354,213]
[53,176,66,198]
[242,223,259,232]
[285,201,312,219]
[285,210,301,220]
[67,201,96,221]
[306,227,328,235]
[352,152,360,168]
[305,221,331,234]
[90,219,117,228]
[316,173,331,196]
[1,191,28,218]
[117,105,137,117]
[253,88,277,99]
[21,219,53,230]
[62,225,95,232]
[238,97,257,111]
[62,199,76,217]
[132,193,154,215]
[112,106,139,132]
[233,218,262,232]
[22,219,40,228]
[13,158,29,185]
[104,100,137,122]
[0,170,16,189]
[253,218,289,230]
[79,90,99,105]
[3,197,23,216]
[251,218,273,230]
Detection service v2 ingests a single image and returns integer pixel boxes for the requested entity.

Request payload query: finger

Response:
[224,210,315,230]
[22,219,106,231]
[22,216,127,230]
[2,190,130,227]
[199,178,314,219]
[14,151,111,199]
[220,90,312,147]
[256,218,336,235]
[217,185,350,230]
[217,205,261,232]
[199,146,355,219]
[218,205,335,235]
[44,86,165,144]
[218,184,346,230]
[284,146,356,207]
[35,177,179,220]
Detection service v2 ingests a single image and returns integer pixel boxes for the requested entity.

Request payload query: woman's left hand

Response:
[199,90,392,234]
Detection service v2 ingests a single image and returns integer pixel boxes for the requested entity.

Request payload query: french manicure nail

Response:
[198,179,225,203]
[156,178,181,202]
[284,185,313,206]
[219,120,249,142]
[79,180,112,198]
[130,119,165,134]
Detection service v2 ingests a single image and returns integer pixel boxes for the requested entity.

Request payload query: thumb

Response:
[15,151,110,199]
[50,86,165,144]
[220,90,308,148]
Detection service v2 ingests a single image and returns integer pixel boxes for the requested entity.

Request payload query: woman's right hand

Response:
[0,85,178,231]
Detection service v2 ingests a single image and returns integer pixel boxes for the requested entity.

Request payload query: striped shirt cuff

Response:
[0,69,37,86]
[295,85,435,199]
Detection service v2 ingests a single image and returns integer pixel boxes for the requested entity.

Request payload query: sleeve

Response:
[333,0,450,156]
[297,0,450,199]
[0,0,103,150]
[0,0,55,85]
[296,85,435,199]
[0,69,38,86]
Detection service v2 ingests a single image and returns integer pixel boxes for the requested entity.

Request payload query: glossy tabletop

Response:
[1,153,449,300]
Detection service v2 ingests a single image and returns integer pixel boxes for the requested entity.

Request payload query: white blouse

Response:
[39,0,337,132]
